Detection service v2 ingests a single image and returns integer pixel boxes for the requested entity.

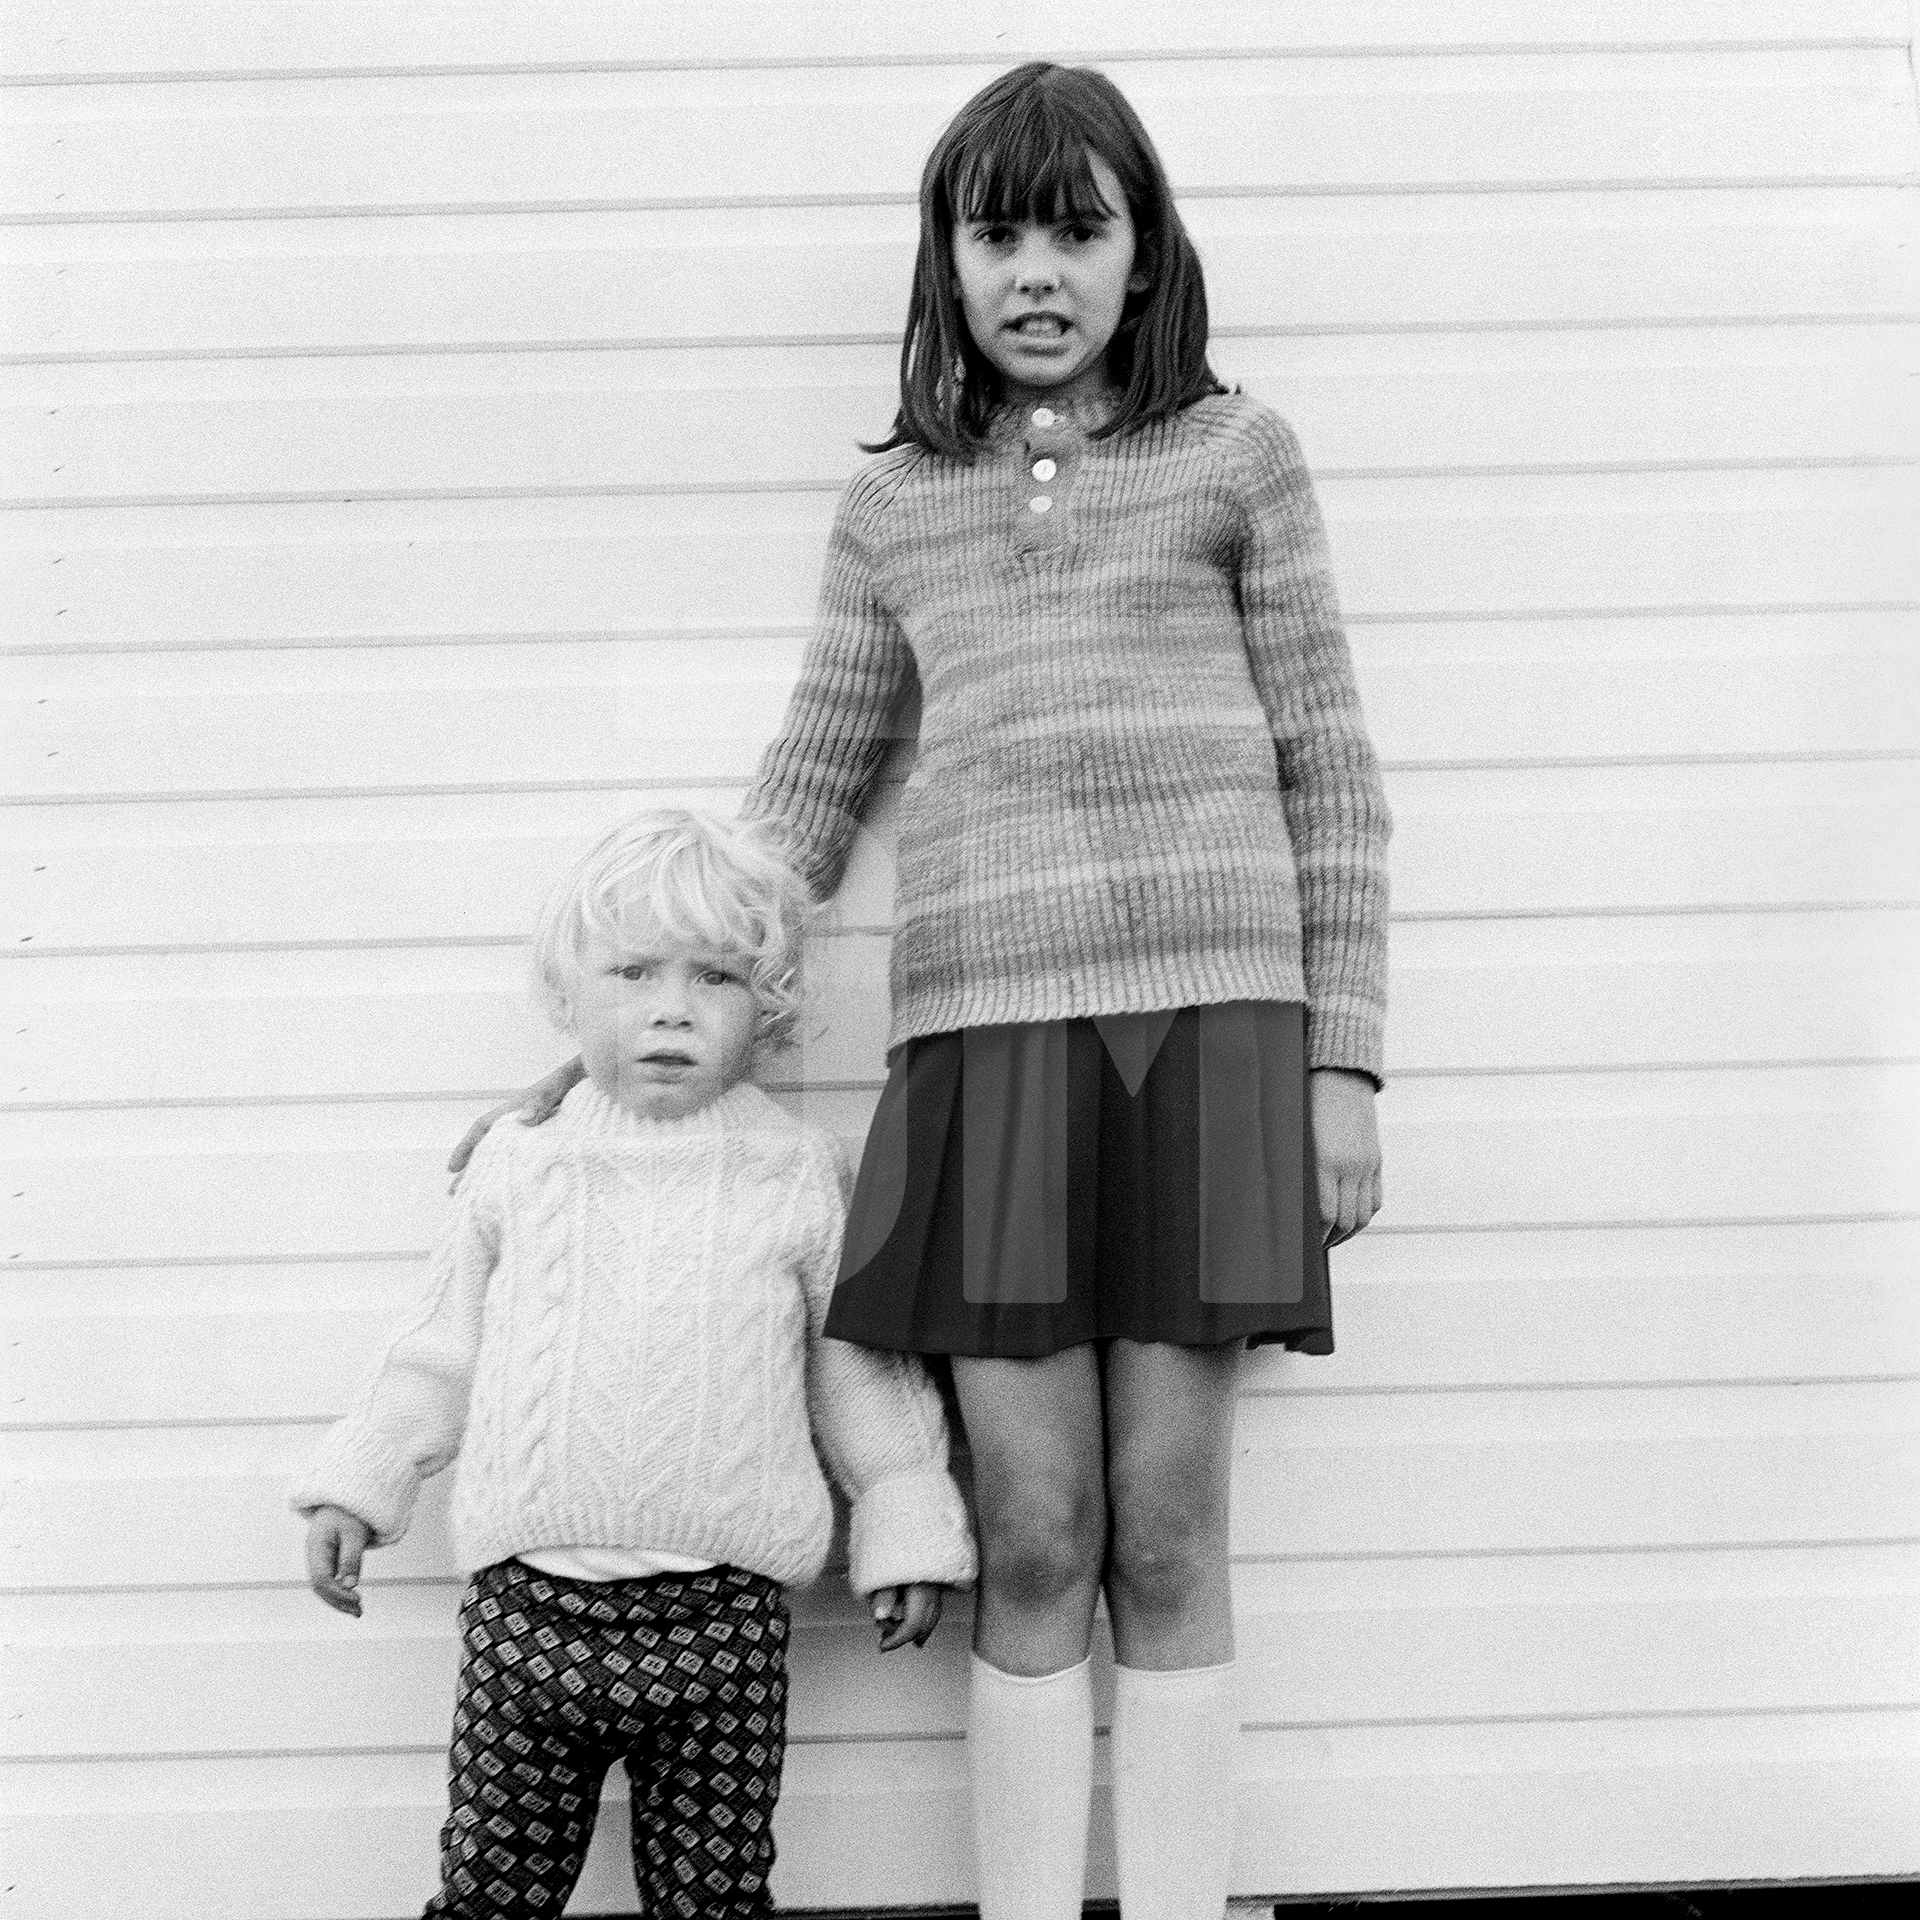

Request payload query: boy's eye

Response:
[699,967,739,987]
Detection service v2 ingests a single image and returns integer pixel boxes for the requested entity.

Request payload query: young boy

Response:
[292,808,975,1919]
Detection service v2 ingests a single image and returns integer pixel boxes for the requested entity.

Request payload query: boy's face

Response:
[570,925,760,1122]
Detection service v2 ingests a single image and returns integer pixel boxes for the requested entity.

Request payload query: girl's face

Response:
[570,923,760,1121]
[951,151,1149,411]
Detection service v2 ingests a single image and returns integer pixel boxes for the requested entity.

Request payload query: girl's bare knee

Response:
[981,1499,1104,1611]
[1106,1507,1219,1619]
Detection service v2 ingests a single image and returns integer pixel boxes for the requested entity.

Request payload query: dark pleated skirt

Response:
[823,1001,1333,1359]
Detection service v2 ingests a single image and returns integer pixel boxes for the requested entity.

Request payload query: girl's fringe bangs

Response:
[945,108,1119,227]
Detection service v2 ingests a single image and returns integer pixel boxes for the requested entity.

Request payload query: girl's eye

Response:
[700,968,737,987]
[616,964,650,981]
[1060,223,1098,244]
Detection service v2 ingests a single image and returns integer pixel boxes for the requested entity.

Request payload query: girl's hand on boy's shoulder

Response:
[871,1582,944,1652]
[446,1057,588,1183]
[1309,1066,1383,1249]
[305,1505,374,1617]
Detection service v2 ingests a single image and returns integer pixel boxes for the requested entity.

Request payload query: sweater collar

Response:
[559,1075,777,1139]
[986,385,1122,449]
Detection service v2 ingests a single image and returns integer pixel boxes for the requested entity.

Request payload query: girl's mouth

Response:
[1008,314,1070,337]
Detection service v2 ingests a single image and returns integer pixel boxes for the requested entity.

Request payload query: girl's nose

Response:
[1013,241,1060,293]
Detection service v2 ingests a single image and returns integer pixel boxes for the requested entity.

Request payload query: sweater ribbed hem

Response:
[456,1513,830,1590]
[886,955,1311,1050]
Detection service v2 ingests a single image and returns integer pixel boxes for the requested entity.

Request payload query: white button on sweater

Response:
[290,1079,977,1598]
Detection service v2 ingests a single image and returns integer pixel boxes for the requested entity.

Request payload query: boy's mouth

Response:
[639,1049,695,1068]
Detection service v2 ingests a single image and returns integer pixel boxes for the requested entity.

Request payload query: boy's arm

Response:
[288,1146,503,1546]
[797,1135,977,1599]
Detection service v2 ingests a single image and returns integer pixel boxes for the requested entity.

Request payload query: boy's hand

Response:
[305,1506,374,1617]
[1310,1066,1383,1248]
[447,1057,587,1180]
[871,1582,943,1652]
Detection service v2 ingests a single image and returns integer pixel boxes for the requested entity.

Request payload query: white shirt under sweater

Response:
[290,1078,976,1598]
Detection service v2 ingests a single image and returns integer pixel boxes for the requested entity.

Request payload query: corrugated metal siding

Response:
[3,4,1918,1912]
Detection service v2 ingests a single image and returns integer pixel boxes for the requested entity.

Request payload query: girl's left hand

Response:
[1310,1067,1383,1247]
[871,1582,944,1651]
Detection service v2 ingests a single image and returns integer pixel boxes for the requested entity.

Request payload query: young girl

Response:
[306,809,975,1920]
[456,60,1387,1920]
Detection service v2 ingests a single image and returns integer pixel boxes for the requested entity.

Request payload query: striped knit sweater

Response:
[289,1079,976,1597]
[743,388,1392,1080]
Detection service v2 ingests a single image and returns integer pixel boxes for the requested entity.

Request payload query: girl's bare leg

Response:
[951,1347,1108,1919]
[1101,1336,1241,1668]
[950,1345,1107,1673]
[1102,1336,1245,1917]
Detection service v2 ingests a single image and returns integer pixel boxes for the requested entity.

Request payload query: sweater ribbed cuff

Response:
[1306,998,1386,1089]
[287,1427,425,1547]
[846,1470,977,1599]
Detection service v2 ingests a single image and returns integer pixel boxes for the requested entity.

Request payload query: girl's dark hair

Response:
[867,62,1225,458]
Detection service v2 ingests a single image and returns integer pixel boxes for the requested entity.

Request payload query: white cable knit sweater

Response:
[289,1079,976,1598]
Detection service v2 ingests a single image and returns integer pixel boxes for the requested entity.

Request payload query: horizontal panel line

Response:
[1244,1371,1920,1401]
[12,1373,1917,1435]
[1,38,1905,86]
[1394,899,1920,922]
[6,905,1915,963]
[9,750,1916,810]
[11,1536,1917,1601]
[2,1249,433,1272]
[7,1217,1919,1276]
[2,176,1907,228]
[8,454,1915,515]
[13,1701,1920,1767]
[1234,1533,1920,1565]
[8,1057,1919,1120]
[12,902,1918,963]
[1242,1700,1920,1734]
[0,1730,967,1767]
[8,311,1920,369]
[1369,1210,1920,1234]
[1346,602,1920,625]
[7,603,1918,660]
[0,1413,329,1435]
[0,625,827,658]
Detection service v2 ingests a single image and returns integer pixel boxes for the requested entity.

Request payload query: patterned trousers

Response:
[424,1557,789,1919]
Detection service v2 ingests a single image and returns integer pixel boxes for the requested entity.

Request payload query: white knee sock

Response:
[1111,1659,1241,1919]
[967,1653,1094,1920]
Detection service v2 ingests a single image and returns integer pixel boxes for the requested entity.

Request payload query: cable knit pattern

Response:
[742,389,1391,1081]
[289,1080,976,1598]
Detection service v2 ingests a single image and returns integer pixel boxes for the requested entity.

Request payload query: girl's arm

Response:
[1231,403,1393,1087]
[795,1135,977,1600]
[447,1057,584,1178]
[288,1142,504,1546]
[740,468,914,900]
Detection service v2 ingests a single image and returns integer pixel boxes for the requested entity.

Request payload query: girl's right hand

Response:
[305,1506,374,1617]
[446,1057,587,1178]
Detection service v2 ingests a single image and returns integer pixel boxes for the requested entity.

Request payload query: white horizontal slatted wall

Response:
[3,3,1918,1913]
